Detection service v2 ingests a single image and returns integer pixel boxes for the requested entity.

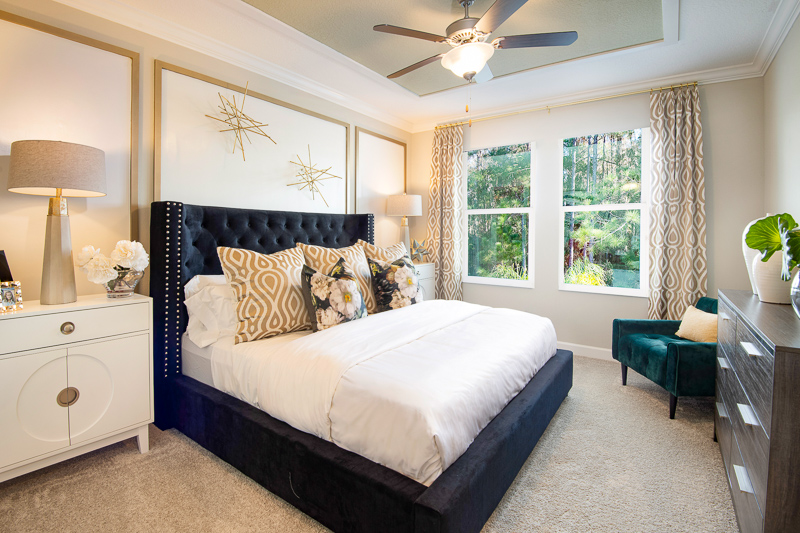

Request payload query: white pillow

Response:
[184,275,237,347]
[184,274,227,299]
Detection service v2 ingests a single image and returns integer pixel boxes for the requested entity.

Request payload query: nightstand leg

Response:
[136,424,150,454]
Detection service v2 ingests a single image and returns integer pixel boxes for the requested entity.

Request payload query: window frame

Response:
[558,129,651,297]
[462,142,535,289]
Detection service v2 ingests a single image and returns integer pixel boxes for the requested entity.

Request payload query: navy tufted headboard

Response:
[149,201,374,428]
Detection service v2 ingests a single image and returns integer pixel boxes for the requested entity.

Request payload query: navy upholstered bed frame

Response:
[150,201,573,533]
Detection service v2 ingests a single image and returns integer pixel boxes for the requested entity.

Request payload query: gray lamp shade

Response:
[386,194,422,217]
[8,140,107,197]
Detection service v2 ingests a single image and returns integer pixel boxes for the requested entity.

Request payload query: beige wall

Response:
[764,15,800,216]
[0,0,411,296]
[409,79,764,355]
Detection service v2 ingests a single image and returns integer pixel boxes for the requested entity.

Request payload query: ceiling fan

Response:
[374,0,578,82]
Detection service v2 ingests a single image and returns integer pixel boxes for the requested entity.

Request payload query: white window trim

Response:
[557,129,651,298]
[463,142,535,289]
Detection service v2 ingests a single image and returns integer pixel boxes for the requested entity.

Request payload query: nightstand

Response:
[414,262,435,300]
[0,294,153,482]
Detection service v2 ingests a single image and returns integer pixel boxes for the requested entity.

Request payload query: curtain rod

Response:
[434,81,699,130]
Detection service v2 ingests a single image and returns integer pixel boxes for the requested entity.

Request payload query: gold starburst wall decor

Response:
[288,145,342,207]
[205,82,275,161]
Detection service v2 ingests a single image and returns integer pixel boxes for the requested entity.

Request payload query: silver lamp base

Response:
[40,197,77,305]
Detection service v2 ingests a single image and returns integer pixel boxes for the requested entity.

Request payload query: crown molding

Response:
[52,0,415,131]
[52,0,800,134]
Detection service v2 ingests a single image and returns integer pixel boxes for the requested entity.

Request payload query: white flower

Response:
[76,245,100,272]
[394,266,418,299]
[84,254,118,285]
[328,279,362,318]
[316,307,342,330]
[310,272,331,301]
[111,240,149,271]
[390,291,411,310]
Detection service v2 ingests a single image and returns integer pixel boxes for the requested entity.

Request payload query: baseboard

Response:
[557,341,613,361]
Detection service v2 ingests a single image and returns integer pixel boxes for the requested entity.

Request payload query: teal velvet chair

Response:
[612,297,718,419]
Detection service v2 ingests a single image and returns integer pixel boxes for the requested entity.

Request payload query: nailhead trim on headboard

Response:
[150,201,374,429]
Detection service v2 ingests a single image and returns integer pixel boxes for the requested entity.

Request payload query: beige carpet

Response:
[0,356,738,533]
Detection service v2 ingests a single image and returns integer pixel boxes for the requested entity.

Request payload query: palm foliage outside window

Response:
[465,143,533,286]
[561,129,649,295]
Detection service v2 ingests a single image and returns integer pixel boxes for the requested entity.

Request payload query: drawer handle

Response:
[720,314,732,322]
[733,464,754,494]
[737,403,760,427]
[717,357,730,370]
[740,341,763,358]
[716,402,728,419]
[60,322,75,335]
[56,387,80,407]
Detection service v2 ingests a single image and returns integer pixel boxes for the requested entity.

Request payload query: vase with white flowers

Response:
[76,240,149,298]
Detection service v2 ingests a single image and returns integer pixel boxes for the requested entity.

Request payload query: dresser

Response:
[0,294,153,483]
[414,262,435,300]
[715,289,800,533]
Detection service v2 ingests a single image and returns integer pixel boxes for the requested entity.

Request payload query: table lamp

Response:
[386,193,422,254]
[8,140,106,305]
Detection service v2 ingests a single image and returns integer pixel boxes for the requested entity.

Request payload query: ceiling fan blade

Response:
[475,0,528,35]
[373,24,447,43]
[387,54,445,79]
[493,31,578,49]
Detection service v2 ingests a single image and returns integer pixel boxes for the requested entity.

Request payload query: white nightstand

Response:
[414,262,435,300]
[0,294,153,483]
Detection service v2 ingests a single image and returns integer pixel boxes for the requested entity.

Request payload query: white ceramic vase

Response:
[751,251,792,304]
[742,216,767,293]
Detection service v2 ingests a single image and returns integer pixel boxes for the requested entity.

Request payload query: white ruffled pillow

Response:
[184,275,237,347]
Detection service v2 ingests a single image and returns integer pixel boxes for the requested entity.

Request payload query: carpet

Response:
[0,356,738,532]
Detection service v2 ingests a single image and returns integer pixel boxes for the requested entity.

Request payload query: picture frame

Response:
[1,281,23,312]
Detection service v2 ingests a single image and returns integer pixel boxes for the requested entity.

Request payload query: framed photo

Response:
[1,281,22,312]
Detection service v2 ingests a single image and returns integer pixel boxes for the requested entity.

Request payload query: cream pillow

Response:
[357,239,408,263]
[217,246,310,344]
[675,305,718,343]
[297,242,377,314]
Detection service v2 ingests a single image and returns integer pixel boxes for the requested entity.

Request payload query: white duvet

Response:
[209,300,557,485]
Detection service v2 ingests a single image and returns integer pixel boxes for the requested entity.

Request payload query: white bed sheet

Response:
[206,299,557,486]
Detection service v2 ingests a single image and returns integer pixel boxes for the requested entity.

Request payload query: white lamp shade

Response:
[441,42,495,79]
[8,140,107,197]
[387,194,422,217]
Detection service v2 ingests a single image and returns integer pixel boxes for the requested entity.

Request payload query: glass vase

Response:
[105,269,143,298]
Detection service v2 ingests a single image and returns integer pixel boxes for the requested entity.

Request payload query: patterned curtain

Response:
[648,85,707,320]
[426,125,464,300]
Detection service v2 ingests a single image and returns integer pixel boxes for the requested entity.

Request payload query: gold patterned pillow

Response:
[296,242,376,314]
[217,246,310,344]
[357,239,408,263]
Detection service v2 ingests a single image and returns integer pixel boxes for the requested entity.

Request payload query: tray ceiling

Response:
[242,0,664,95]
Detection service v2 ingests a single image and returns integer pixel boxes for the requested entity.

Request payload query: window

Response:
[464,143,534,287]
[560,129,650,296]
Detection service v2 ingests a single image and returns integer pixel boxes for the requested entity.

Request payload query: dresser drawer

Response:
[729,433,765,533]
[414,263,434,280]
[717,299,737,358]
[715,381,733,473]
[728,372,770,514]
[0,303,150,356]
[732,323,774,435]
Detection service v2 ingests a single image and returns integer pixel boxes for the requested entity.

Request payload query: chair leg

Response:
[621,364,628,386]
[669,394,677,419]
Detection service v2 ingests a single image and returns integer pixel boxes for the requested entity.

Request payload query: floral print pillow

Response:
[368,256,423,313]
[302,257,367,331]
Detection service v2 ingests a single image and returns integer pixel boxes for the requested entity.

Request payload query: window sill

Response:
[558,283,648,298]
[463,276,534,289]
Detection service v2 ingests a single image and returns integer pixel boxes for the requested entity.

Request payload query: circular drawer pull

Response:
[60,322,75,335]
[56,387,80,407]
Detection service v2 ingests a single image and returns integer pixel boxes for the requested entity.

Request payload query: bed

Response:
[150,201,573,533]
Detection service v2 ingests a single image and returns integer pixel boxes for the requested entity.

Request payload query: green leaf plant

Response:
[745,214,800,281]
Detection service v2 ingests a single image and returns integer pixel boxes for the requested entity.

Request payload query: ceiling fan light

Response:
[441,42,495,80]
